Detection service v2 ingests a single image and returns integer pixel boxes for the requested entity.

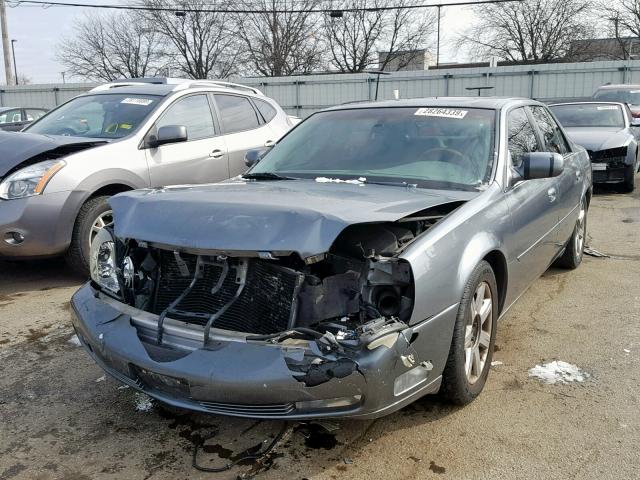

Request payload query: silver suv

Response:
[0,78,293,274]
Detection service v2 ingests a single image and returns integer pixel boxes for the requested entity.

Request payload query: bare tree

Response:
[323,0,436,73]
[601,0,640,60]
[58,12,167,81]
[141,0,239,79]
[235,0,324,76]
[460,0,593,63]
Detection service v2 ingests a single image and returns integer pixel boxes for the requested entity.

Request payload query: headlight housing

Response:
[0,160,66,200]
[90,228,120,295]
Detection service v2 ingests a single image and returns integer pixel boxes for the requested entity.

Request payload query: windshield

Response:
[551,104,625,128]
[25,93,161,138]
[593,88,640,105]
[250,107,496,190]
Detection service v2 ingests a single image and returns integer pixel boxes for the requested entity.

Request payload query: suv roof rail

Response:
[175,80,263,96]
[90,77,175,92]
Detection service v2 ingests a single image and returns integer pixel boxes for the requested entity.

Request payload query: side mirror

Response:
[631,117,640,127]
[244,148,268,168]
[148,125,188,148]
[521,152,564,180]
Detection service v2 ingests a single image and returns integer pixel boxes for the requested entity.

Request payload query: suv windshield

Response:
[593,88,640,105]
[25,93,161,138]
[251,107,496,190]
[551,103,625,128]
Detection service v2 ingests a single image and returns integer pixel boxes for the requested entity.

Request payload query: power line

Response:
[9,0,522,14]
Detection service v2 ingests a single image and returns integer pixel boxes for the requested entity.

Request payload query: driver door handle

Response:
[264,140,275,147]
[209,149,224,159]
[547,187,557,202]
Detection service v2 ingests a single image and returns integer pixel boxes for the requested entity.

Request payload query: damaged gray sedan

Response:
[71,98,592,419]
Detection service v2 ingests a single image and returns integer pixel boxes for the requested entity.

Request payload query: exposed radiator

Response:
[151,250,302,335]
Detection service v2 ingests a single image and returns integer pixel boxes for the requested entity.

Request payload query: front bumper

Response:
[0,190,83,258]
[71,283,444,420]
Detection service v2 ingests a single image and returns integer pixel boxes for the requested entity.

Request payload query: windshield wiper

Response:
[360,179,418,188]
[242,172,298,181]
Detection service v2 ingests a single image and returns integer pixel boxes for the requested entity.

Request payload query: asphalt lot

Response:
[1,185,639,480]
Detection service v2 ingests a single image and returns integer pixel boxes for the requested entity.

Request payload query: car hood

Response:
[110,179,477,259]
[0,131,107,177]
[563,127,632,152]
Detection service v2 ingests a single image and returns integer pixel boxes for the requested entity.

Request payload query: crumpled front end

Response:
[72,206,462,419]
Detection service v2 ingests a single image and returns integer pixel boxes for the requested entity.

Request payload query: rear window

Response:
[551,104,625,128]
[593,88,640,105]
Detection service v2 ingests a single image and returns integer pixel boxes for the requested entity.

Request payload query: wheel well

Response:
[90,183,133,199]
[483,250,507,315]
[585,187,592,209]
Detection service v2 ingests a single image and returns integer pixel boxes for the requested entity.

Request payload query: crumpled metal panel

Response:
[110,179,475,259]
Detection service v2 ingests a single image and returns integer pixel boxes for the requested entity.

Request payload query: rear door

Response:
[145,94,229,186]
[213,94,277,177]
[503,107,561,297]
[530,105,580,246]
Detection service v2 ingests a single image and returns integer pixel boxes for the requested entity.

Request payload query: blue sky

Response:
[5,1,476,84]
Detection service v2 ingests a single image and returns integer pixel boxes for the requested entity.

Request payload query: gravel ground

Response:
[0,186,638,480]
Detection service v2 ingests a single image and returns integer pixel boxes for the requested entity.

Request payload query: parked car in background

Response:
[72,98,592,420]
[592,84,640,118]
[0,78,294,274]
[550,101,639,191]
[0,106,47,131]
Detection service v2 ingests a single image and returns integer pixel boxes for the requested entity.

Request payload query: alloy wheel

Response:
[574,200,586,260]
[89,210,114,250]
[464,281,493,385]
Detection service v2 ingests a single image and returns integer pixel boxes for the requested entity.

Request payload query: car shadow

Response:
[0,258,84,296]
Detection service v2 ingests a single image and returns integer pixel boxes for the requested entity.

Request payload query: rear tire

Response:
[65,196,113,277]
[440,260,498,405]
[555,196,587,269]
[621,164,636,193]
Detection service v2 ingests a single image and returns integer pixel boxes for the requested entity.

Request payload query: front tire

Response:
[555,196,587,269]
[65,196,114,277]
[440,260,498,405]
[621,163,636,192]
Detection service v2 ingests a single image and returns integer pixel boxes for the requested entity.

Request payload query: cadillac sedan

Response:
[550,101,639,192]
[71,98,592,420]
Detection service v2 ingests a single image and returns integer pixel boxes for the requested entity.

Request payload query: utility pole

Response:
[61,71,66,84]
[0,0,14,85]
[436,5,441,67]
[11,39,16,85]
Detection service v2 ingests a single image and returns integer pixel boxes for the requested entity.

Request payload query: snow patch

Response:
[315,176,366,185]
[491,361,503,366]
[67,334,81,346]
[528,361,590,384]
[95,375,106,383]
[134,393,153,412]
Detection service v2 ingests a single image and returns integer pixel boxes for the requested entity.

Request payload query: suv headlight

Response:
[90,228,120,294]
[0,160,66,200]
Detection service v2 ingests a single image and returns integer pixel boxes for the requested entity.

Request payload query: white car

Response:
[0,78,294,273]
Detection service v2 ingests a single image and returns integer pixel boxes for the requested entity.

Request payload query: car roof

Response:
[595,84,640,90]
[324,96,537,112]
[86,84,176,97]
[549,101,626,107]
[0,106,20,111]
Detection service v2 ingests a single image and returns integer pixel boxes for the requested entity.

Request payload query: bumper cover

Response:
[0,190,82,258]
[71,283,444,420]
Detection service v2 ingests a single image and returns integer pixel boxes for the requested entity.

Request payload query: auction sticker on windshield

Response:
[121,98,154,106]
[414,107,468,119]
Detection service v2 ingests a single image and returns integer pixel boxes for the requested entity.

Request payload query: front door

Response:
[146,94,229,187]
[503,107,562,302]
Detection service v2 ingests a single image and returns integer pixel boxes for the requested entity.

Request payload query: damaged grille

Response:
[152,250,302,335]
[197,401,296,417]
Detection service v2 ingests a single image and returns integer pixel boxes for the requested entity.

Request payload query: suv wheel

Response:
[65,196,113,277]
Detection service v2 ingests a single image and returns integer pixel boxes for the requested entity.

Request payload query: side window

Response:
[507,107,540,167]
[530,106,570,154]
[0,109,21,124]
[253,98,277,123]
[215,94,260,134]
[156,94,215,141]
[26,109,46,121]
